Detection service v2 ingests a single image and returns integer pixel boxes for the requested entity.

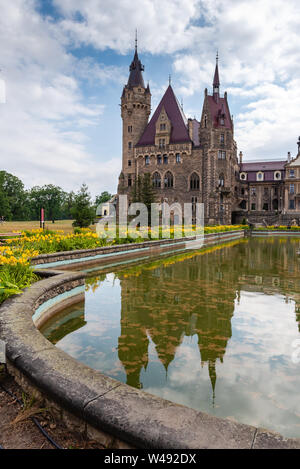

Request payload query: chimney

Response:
[288,151,291,163]
[239,151,243,164]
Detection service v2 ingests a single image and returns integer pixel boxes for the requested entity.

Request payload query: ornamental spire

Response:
[213,51,220,102]
[127,31,145,89]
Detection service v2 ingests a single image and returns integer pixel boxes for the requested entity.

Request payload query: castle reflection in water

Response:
[116,238,300,392]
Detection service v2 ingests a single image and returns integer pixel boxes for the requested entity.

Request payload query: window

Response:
[240,172,247,181]
[190,173,200,190]
[289,199,295,210]
[159,139,165,149]
[204,115,207,128]
[176,153,181,164]
[263,203,269,211]
[290,184,295,194]
[256,172,264,181]
[290,169,295,178]
[218,174,225,187]
[128,160,132,167]
[128,142,132,150]
[128,126,133,133]
[163,154,168,165]
[274,171,281,180]
[241,188,245,195]
[220,117,225,126]
[128,175,132,187]
[157,155,162,165]
[251,187,256,196]
[160,123,166,131]
[145,155,150,166]
[164,171,173,188]
[152,172,161,188]
[220,134,225,145]
[218,150,226,160]
[251,203,256,210]
[264,187,269,197]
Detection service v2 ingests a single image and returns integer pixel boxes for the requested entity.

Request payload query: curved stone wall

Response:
[1,234,300,449]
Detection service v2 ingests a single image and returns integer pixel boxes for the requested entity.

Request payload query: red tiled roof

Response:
[136,85,191,146]
[207,95,232,129]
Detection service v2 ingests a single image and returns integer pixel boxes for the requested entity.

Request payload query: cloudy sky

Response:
[1,0,300,196]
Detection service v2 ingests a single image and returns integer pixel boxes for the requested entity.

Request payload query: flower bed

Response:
[0,226,246,304]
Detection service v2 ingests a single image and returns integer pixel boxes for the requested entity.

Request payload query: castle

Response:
[118,43,300,225]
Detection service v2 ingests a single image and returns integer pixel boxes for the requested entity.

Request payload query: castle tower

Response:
[199,55,238,224]
[118,37,151,195]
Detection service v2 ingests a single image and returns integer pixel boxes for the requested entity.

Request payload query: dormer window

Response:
[240,172,247,181]
[274,171,281,180]
[220,117,225,126]
[160,124,166,131]
[256,171,264,181]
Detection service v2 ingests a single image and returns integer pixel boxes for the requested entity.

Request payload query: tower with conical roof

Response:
[118,35,151,195]
[199,54,239,224]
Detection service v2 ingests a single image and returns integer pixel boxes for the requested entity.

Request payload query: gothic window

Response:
[164,171,174,188]
[160,124,166,131]
[128,142,132,150]
[218,150,226,159]
[218,173,225,187]
[163,154,168,165]
[152,172,161,188]
[157,155,162,165]
[128,126,133,133]
[145,155,150,166]
[190,173,200,190]
[176,153,181,163]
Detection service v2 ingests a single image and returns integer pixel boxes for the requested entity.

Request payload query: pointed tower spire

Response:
[213,51,220,103]
[127,31,145,89]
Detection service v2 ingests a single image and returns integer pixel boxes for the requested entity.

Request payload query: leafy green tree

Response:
[0,171,28,220]
[71,184,95,228]
[95,191,112,206]
[29,185,66,222]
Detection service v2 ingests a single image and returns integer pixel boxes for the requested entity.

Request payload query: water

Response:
[40,237,300,437]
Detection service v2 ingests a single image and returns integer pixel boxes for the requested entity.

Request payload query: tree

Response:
[29,185,66,222]
[131,173,157,225]
[71,184,95,228]
[0,171,28,220]
[95,191,112,207]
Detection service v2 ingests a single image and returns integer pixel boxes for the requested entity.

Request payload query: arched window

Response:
[152,172,161,188]
[164,171,173,188]
[218,173,225,187]
[190,173,200,190]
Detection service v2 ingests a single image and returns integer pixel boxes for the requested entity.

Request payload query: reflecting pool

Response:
[40,237,300,437]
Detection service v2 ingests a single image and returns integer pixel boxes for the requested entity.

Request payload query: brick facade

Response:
[118,46,300,226]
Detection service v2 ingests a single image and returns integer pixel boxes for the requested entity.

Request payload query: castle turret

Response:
[119,37,151,194]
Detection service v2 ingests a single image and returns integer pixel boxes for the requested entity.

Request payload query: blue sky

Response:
[0,0,300,197]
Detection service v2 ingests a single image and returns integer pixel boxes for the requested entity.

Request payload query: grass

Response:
[0,220,96,235]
